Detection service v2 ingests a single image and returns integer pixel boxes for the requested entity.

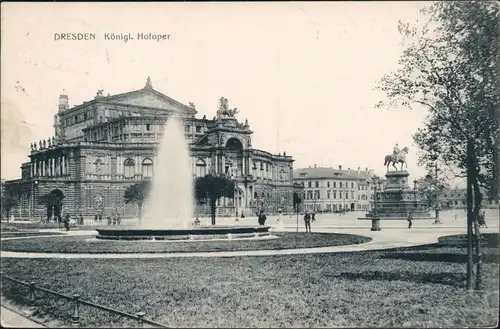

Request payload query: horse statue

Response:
[384,146,409,171]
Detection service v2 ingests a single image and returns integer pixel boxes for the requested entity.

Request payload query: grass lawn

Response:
[0,233,370,254]
[0,232,65,238]
[1,233,498,328]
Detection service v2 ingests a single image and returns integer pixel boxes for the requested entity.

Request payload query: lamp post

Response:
[434,163,441,224]
[371,175,381,231]
[32,180,38,221]
[413,179,418,210]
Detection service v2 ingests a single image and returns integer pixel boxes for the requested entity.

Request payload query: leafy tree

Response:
[1,184,20,219]
[123,181,151,225]
[293,191,303,214]
[39,191,65,222]
[195,173,235,225]
[415,165,450,209]
[376,1,499,290]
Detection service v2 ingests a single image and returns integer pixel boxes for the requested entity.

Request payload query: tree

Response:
[1,184,20,220]
[415,168,450,209]
[293,191,303,214]
[123,181,151,225]
[194,173,235,226]
[376,1,499,290]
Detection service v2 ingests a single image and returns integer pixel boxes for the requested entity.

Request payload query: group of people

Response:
[256,208,316,233]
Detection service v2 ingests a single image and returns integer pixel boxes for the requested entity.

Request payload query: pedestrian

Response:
[311,212,316,222]
[479,210,487,228]
[63,213,71,231]
[258,210,267,226]
[94,214,98,223]
[304,211,312,232]
[98,214,102,224]
[407,211,413,229]
[107,216,112,226]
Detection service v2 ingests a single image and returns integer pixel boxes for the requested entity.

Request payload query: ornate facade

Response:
[5,78,297,219]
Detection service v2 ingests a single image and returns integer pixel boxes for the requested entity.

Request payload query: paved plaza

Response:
[2,209,498,260]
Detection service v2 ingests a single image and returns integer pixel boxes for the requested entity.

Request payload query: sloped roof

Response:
[65,83,196,115]
[293,167,377,181]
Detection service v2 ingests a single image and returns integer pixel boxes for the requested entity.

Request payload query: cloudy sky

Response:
[2,1,452,183]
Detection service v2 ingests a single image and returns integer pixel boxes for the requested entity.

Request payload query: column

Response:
[242,156,246,177]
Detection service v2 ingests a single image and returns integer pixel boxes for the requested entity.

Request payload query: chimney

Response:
[58,91,69,112]
[339,165,342,170]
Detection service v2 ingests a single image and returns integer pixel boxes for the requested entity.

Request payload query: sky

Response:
[1,1,451,184]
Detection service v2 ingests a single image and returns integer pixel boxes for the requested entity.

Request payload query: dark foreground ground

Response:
[1,233,499,328]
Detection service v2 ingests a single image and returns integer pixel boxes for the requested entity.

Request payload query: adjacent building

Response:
[439,187,498,209]
[293,165,386,212]
[4,78,298,219]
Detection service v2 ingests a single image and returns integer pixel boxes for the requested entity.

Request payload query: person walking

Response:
[258,210,267,226]
[304,211,312,232]
[63,213,71,231]
[407,211,413,229]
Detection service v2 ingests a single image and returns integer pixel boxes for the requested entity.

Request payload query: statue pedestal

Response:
[366,170,432,220]
[370,218,381,231]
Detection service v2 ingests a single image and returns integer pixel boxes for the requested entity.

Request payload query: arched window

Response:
[124,158,135,179]
[195,158,207,177]
[142,158,153,178]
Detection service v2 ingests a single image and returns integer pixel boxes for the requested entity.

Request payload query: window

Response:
[351,192,355,199]
[124,158,135,178]
[345,192,349,199]
[351,182,354,188]
[333,192,336,199]
[146,124,151,131]
[142,158,153,178]
[195,158,207,177]
[327,182,330,188]
[333,182,336,188]
[308,181,312,188]
[327,191,331,199]
[315,181,319,188]
[196,126,201,133]
[340,182,343,188]
[185,125,190,132]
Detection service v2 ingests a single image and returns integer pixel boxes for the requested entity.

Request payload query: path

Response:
[2,211,497,259]
[1,306,45,328]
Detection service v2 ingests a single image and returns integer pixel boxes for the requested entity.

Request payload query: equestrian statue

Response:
[384,144,409,171]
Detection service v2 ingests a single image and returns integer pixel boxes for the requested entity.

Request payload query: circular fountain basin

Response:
[95,225,272,241]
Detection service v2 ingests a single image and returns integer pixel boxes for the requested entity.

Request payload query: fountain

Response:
[96,116,271,241]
